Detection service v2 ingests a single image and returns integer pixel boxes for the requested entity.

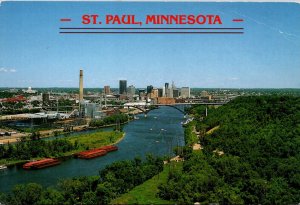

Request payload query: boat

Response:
[76,145,118,159]
[0,165,7,170]
[134,116,139,120]
[100,145,118,152]
[23,158,61,169]
[77,149,107,159]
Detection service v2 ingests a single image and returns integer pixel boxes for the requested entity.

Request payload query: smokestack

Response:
[79,69,83,102]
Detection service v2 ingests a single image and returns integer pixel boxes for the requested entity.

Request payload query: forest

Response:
[158,95,300,204]
[0,136,76,160]
[89,113,129,127]
[0,155,164,205]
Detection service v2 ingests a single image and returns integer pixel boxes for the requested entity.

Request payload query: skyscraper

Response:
[158,88,163,97]
[119,80,127,95]
[181,87,190,98]
[103,86,110,95]
[127,85,136,96]
[146,85,153,94]
[173,89,179,98]
[165,83,169,97]
[165,83,169,90]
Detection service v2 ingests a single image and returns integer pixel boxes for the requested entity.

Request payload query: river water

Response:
[0,106,185,193]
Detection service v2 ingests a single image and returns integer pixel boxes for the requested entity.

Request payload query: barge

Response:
[77,145,118,159]
[23,158,61,169]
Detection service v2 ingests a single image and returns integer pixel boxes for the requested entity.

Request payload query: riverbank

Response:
[0,130,125,167]
[112,161,182,204]
[112,132,126,145]
[0,118,131,144]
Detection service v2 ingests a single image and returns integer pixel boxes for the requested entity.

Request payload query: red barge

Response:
[77,145,118,159]
[23,158,61,169]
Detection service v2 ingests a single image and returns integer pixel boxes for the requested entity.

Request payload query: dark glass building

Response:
[119,80,127,94]
[146,85,153,94]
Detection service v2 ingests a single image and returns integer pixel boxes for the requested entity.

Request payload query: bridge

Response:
[0,101,229,121]
[106,101,228,115]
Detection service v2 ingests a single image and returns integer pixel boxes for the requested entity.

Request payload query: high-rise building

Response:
[103,86,110,95]
[79,69,83,102]
[173,89,179,98]
[181,87,190,98]
[158,88,163,97]
[127,85,136,96]
[146,85,153,94]
[119,80,127,95]
[150,88,159,98]
[166,87,173,98]
[164,83,169,95]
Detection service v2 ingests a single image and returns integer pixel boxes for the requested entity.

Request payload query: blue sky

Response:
[0,2,299,88]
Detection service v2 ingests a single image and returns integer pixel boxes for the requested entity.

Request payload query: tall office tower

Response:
[79,69,83,102]
[168,88,173,98]
[158,88,163,97]
[119,80,127,94]
[169,81,176,98]
[150,88,159,98]
[162,86,165,97]
[165,83,169,90]
[104,86,110,95]
[180,87,190,98]
[146,85,153,94]
[164,83,169,97]
[127,85,136,96]
[173,89,179,98]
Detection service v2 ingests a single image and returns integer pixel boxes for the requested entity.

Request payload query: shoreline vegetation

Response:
[0,112,144,166]
[0,154,164,205]
[0,130,125,167]
[0,113,133,144]
[156,95,300,204]
[111,161,182,204]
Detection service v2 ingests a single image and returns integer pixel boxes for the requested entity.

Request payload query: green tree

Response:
[11,183,42,205]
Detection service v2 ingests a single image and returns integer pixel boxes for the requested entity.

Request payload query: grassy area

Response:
[0,159,27,166]
[67,131,124,150]
[111,162,182,204]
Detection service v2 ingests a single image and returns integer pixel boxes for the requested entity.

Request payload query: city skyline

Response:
[1,2,300,88]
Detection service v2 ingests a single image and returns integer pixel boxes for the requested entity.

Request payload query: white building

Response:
[180,87,190,98]
[23,87,37,94]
